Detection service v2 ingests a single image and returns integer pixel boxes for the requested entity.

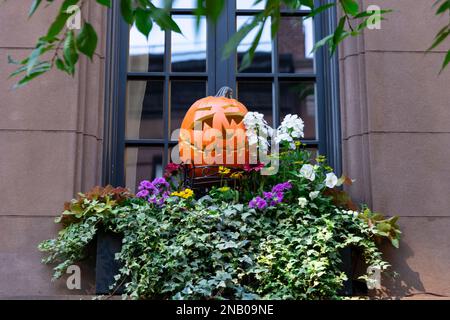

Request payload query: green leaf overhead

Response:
[340,0,359,16]
[135,8,153,38]
[96,0,111,7]
[29,0,43,17]
[63,30,79,75]
[9,0,449,88]
[120,0,135,24]
[148,3,182,34]
[76,23,98,60]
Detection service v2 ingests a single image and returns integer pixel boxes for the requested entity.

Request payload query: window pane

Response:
[278,17,314,73]
[129,24,165,72]
[126,81,165,139]
[152,0,197,8]
[172,15,207,72]
[279,82,316,140]
[280,3,312,11]
[170,81,207,135]
[237,16,272,73]
[237,0,267,10]
[172,0,197,8]
[125,147,164,193]
[237,81,273,126]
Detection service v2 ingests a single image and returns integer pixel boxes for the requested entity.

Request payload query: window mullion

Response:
[164,28,171,166]
[272,22,279,128]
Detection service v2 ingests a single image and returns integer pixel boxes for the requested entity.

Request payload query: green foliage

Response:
[358,207,401,249]
[38,214,101,280]
[428,0,450,72]
[8,0,448,86]
[77,22,98,60]
[38,146,400,300]
[6,0,395,88]
[55,185,134,226]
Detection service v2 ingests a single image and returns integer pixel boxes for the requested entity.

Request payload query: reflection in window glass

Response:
[170,81,207,135]
[237,16,272,73]
[279,82,316,139]
[237,0,267,10]
[129,23,165,72]
[125,147,164,193]
[237,81,273,126]
[126,81,165,139]
[152,0,197,8]
[238,1,311,10]
[172,0,197,8]
[172,16,207,72]
[278,17,314,73]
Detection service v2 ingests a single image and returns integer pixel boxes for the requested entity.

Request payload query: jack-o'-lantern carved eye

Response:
[179,86,249,170]
[192,105,245,130]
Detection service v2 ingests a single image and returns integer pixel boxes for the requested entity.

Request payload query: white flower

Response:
[309,191,320,200]
[243,112,272,152]
[325,172,338,188]
[299,164,315,181]
[343,210,359,218]
[275,114,305,149]
[298,197,308,208]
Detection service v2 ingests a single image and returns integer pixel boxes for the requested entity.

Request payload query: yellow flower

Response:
[218,186,230,192]
[171,188,194,199]
[218,166,231,175]
[316,155,327,163]
[230,172,243,179]
[295,141,303,147]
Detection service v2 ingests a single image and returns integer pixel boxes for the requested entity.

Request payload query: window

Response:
[103,0,341,190]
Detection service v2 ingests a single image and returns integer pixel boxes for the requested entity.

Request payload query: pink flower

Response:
[244,163,265,172]
[164,163,181,177]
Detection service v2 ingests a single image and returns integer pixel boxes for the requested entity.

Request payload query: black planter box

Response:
[95,230,124,294]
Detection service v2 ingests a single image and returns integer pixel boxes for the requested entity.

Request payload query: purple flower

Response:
[271,182,292,193]
[136,189,150,198]
[263,191,284,206]
[249,196,268,210]
[138,180,153,191]
[271,191,284,206]
[138,177,171,207]
[263,191,273,199]
[152,177,169,188]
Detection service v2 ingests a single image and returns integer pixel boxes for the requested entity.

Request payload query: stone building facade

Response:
[0,0,449,298]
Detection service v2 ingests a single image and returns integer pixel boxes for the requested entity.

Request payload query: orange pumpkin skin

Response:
[179,87,248,174]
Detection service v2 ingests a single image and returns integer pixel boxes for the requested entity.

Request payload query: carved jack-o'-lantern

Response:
[179,87,248,172]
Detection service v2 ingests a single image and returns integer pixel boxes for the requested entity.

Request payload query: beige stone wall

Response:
[339,0,450,298]
[0,1,106,297]
[1,0,449,299]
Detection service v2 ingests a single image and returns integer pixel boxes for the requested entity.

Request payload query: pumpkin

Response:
[179,86,248,172]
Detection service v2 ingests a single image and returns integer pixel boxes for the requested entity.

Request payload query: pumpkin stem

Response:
[215,86,233,99]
